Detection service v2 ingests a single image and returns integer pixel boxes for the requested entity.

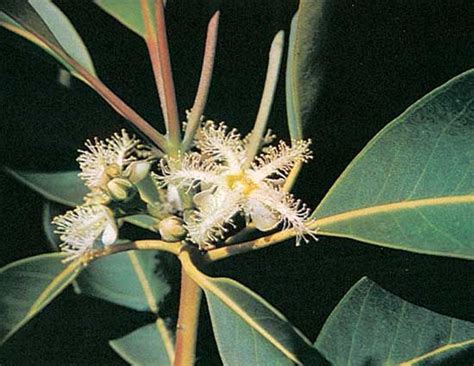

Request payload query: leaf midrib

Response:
[203,277,307,364]
[312,194,474,228]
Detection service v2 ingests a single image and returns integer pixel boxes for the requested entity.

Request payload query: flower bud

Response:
[107,178,135,201]
[158,216,187,242]
[125,161,151,184]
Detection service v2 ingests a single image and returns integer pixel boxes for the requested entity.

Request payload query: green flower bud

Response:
[107,178,135,201]
[125,161,151,184]
[158,216,187,242]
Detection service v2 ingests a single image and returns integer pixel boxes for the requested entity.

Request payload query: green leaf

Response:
[286,0,330,139]
[312,69,474,259]
[206,278,327,365]
[74,251,170,313]
[0,253,82,345]
[401,339,474,365]
[122,214,159,232]
[0,0,96,77]
[42,201,62,250]
[95,0,155,39]
[5,168,87,207]
[181,252,327,365]
[110,319,175,366]
[314,277,474,366]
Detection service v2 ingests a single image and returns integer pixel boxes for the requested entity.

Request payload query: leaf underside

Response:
[0,0,96,77]
[75,250,170,313]
[286,0,330,140]
[110,320,175,366]
[94,0,155,39]
[0,253,82,345]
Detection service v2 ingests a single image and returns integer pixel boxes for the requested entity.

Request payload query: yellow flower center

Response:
[105,163,121,178]
[225,172,258,196]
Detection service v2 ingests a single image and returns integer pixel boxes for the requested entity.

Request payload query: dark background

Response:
[0,0,473,364]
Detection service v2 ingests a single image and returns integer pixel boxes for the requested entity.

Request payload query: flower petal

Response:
[246,199,280,231]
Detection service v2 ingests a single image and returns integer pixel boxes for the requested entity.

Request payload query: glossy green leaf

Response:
[0,0,96,77]
[0,253,82,345]
[95,0,155,39]
[5,168,87,207]
[401,339,474,365]
[110,319,175,366]
[74,250,170,313]
[205,278,327,365]
[286,0,330,139]
[180,252,326,365]
[315,277,474,365]
[312,69,474,259]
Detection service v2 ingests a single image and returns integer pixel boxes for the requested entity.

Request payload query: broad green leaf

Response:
[312,69,474,259]
[401,339,474,365]
[95,0,155,39]
[8,169,162,231]
[181,252,327,365]
[110,319,175,366]
[206,278,327,365]
[0,253,82,345]
[0,0,96,77]
[315,277,474,365]
[74,250,170,313]
[12,170,170,313]
[5,168,87,207]
[286,0,330,139]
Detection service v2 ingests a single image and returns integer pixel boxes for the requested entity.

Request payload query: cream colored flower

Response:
[52,205,118,261]
[77,129,151,194]
[158,121,315,248]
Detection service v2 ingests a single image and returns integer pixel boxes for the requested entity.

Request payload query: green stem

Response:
[244,30,285,168]
[80,240,183,265]
[173,268,203,366]
[182,10,220,151]
[203,227,296,263]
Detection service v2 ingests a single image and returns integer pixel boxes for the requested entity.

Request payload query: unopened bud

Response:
[107,178,135,201]
[125,161,151,184]
[158,216,187,242]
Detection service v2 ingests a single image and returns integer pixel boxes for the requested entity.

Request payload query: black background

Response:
[0,1,473,365]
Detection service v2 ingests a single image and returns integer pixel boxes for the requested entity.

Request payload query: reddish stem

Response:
[141,0,168,129]
[154,0,181,149]
[174,268,203,366]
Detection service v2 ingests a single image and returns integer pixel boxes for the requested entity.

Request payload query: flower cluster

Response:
[78,129,151,202]
[157,121,316,248]
[53,130,153,260]
[53,121,316,260]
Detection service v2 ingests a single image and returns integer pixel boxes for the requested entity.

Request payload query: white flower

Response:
[77,129,151,191]
[158,121,315,248]
[52,205,118,261]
